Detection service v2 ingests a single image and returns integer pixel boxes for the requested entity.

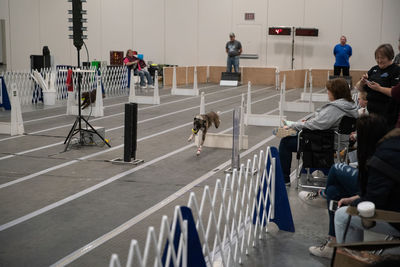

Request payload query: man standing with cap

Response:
[333,35,352,76]
[226,32,242,73]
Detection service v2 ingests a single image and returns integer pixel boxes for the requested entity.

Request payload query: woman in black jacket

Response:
[334,114,400,243]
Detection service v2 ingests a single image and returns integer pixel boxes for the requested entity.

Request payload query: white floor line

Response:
[0,86,273,161]
[0,125,237,233]
[0,97,284,232]
[0,84,252,142]
[23,85,217,124]
[0,88,315,232]
[51,112,314,267]
[0,92,281,186]
[50,134,278,267]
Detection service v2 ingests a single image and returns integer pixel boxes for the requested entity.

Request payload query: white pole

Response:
[275,68,280,91]
[95,73,104,116]
[10,84,24,135]
[193,66,198,91]
[303,70,308,94]
[246,81,251,115]
[153,70,160,104]
[200,91,205,114]
[172,66,177,91]
[128,72,136,103]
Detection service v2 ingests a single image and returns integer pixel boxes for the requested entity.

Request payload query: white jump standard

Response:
[0,83,25,136]
[171,66,199,96]
[65,69,105,117]
[280,74,315,113]
[244,80,286,127]
[300,69,329,102]
[129,70,160,105]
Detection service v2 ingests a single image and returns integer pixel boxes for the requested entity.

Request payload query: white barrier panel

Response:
[110,146,281,266]
[109,207,188,267]
[244,80,286,127]
[65,69,104,117]
[129,71,160,105]
[301,69,328,102]
[280,74,315,113]
[171,66,199,96]
[195,94,248,150]
[0,84,24,136]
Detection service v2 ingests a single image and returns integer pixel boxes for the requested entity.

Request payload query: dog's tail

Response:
[215,111,221,128]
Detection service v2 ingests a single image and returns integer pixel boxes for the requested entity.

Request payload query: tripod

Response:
[64,49,111,151]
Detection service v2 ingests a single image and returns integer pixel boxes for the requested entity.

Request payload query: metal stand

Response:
[64,49,111,151]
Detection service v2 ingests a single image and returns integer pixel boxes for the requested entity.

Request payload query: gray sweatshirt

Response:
[291,98,358,131]
[291,98,358,149]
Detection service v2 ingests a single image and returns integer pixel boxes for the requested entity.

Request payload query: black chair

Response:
[296,116,357,189]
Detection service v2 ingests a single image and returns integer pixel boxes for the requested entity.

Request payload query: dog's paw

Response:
[188,136,193,142]
[196,147,202,156]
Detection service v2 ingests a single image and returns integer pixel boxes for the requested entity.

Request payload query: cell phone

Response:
[329,200,338,212]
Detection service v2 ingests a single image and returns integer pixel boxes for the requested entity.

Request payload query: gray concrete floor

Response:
[0,84,332,266]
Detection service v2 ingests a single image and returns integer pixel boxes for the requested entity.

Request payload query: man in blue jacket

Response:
[333,36,352,76]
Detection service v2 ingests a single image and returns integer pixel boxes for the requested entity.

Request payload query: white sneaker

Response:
[148,84,155,89]
[140,85,147,89]
[298,191,319,201]
[311,170,325,179]
[309,239,334,259]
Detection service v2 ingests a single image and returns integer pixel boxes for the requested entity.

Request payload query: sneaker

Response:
[311,170,325,179]
[140,85,147,89]
[148,84,155,89]
[309,239,334,259]
[298,191,319,201]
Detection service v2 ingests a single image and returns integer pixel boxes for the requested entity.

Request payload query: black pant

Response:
[334,66,350,76]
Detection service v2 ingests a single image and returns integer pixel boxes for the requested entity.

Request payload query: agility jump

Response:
[244,72,287,127]
[171,66,199,96]
[300,69,329,102]
[65,69,105,117]
[0,83,24,136]
[129,70,160,105]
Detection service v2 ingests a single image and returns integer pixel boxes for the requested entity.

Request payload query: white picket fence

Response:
[0,65,130,106]
[110,146,279,267]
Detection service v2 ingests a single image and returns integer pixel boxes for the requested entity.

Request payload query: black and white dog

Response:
[188,111,220,155]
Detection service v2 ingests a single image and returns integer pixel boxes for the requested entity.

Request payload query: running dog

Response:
[188,111,221,155]
[81,89,105,110]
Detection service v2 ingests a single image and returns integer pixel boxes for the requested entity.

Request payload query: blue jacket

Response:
[334,44,352,67]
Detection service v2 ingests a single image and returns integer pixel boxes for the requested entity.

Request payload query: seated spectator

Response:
[123,49,138,88]
[132,51,154,89]
[278,78,358,186]
[299,163,359,258]
[357,91,368,116]
[334,114,400,244]
[356,44,400,129]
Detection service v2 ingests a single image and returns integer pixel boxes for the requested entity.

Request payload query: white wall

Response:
[1,0,399,71]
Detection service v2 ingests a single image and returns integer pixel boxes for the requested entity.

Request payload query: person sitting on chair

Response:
[278,78,358,186]
[334,115,400,244]
[132,51,154,89]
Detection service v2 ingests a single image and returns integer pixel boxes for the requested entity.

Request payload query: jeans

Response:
[333,66,350,76]
[227,55,240,73]
[335,206,400,243]
[325,163,359,237]
[278,135,298,183]
[135,69,153,87]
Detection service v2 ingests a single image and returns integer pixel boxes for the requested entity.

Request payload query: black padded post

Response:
[124,103,138,162]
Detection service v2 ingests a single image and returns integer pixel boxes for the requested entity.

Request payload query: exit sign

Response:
[245,13,255,20]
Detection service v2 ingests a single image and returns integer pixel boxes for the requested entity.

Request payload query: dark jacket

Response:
[353,129,400,231]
